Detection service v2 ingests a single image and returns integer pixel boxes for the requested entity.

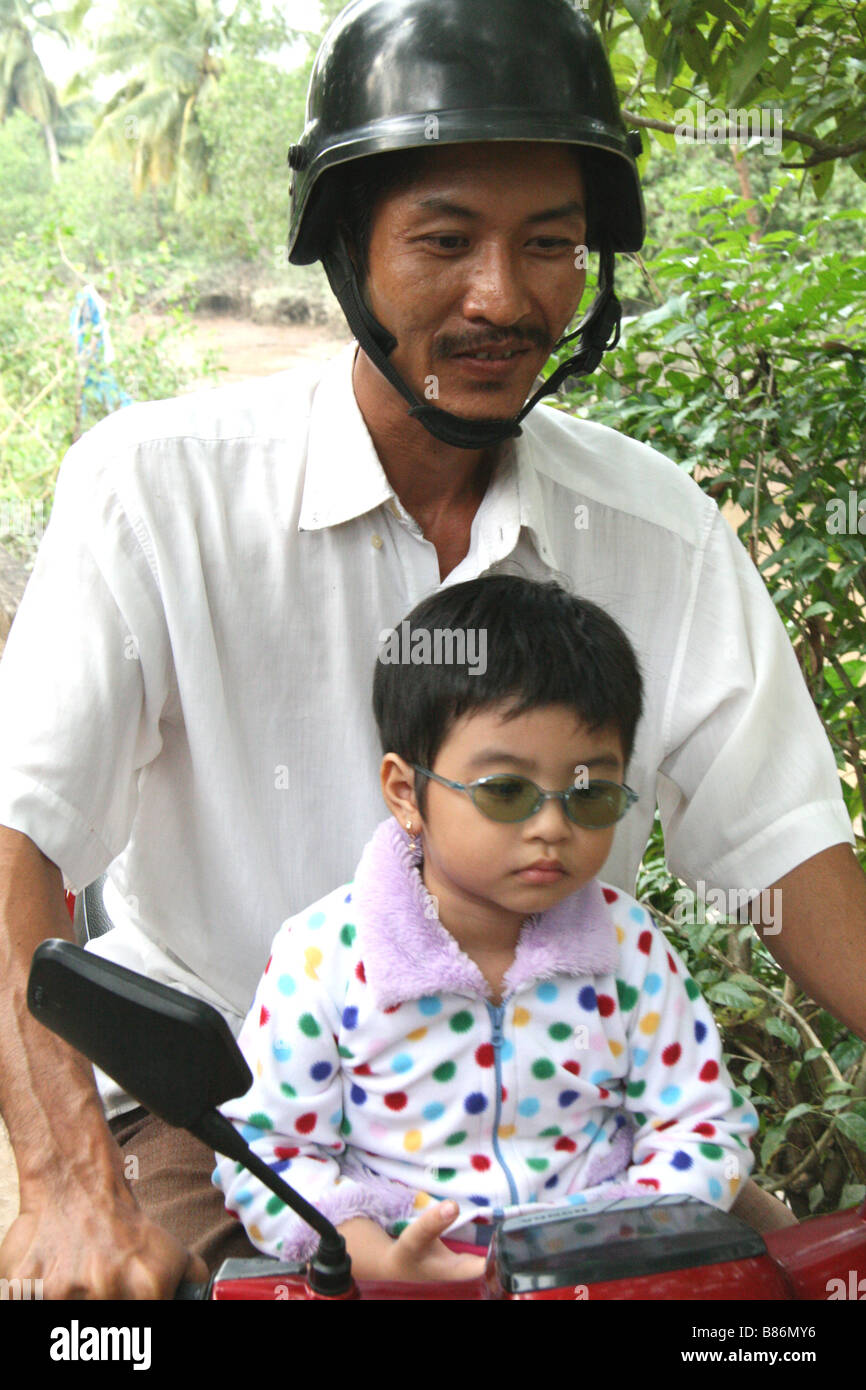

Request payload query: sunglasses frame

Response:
[412,765,638,828]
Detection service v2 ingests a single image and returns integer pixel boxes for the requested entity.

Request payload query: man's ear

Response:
[338,220,360,271]
[337,221,373,311]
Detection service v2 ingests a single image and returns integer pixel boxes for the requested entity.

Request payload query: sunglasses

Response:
[412,766,638,829]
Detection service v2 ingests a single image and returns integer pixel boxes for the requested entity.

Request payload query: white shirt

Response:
[0,344,852,1044]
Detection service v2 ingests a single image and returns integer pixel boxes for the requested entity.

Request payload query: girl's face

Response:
[414,702,626,944]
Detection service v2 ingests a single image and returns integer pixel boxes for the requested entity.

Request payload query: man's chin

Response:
[423,370,540,421]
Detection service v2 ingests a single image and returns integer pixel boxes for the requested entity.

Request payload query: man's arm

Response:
[756,843,866,1042]
[0,825,206,1297]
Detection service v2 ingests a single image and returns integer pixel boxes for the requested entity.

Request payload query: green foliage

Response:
[67,0,299,213]
[563,178,866,1214]
[588,0,866,187]
[0,110,52,240]
[636,815,866,1216]
[0,111,216,551]
[626,146,866,310]
[0,231,206,553]
[0,238,76,544]
[181,51,310,263]
[52,145,177,270]
[566,176,866,837]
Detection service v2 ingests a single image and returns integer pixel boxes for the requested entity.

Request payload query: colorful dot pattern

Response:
[215,870,758,1258]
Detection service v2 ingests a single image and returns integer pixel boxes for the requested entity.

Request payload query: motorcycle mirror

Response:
[28,939,252,1127]
[28,939,354,1296]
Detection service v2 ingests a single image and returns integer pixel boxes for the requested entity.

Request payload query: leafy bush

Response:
[636,818,865,1217]
[0,113,53,244]
[180,51,309,265]
[0,230,214,557]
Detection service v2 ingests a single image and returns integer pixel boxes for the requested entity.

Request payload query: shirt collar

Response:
[512,425,559,571]
[298,345,394,531]
[350,817,619,1010]
[298,345,560,570]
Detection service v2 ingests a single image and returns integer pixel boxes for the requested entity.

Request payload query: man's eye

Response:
[425,235,466,250]
[531,238,572,250]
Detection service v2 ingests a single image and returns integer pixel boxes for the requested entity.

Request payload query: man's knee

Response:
[732,1178,797,1234]
[110,1107,258,1270]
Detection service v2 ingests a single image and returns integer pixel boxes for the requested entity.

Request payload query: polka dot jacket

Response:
[214,818,758,1259]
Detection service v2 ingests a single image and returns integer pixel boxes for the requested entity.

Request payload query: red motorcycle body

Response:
[206,1191,866,1301]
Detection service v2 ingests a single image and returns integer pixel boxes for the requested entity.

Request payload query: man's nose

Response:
[460,241,533,325]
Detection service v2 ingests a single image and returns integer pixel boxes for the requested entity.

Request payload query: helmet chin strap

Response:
[321,235,622,451]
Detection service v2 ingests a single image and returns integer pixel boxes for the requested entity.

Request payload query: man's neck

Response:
[352,348,503,577]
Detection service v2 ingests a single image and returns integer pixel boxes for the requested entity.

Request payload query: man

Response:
[1,0,864,1299]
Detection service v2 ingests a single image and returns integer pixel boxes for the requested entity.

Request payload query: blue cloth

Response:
[70,286,132,419]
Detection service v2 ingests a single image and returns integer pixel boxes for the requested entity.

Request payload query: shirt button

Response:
[371,533,384,549]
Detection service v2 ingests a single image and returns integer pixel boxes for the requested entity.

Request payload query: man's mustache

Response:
[435,328,552,358]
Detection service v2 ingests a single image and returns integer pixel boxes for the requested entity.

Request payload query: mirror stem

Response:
[194,1110,354,1295]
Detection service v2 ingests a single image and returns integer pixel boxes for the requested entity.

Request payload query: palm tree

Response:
[73,0,232,212]
[0,0,85,178]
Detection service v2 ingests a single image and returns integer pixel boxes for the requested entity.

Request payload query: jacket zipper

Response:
[485,999,520,1206]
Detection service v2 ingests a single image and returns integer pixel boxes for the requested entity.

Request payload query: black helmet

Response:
[288,0,645,449]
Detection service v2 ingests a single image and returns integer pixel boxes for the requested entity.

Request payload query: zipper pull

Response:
[489,1001,505,1047]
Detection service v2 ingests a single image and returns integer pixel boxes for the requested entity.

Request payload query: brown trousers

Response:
[110,1107,797,1274]
[110,1107,260,1271]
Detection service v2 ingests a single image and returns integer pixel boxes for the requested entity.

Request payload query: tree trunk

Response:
[42,121,60,181]
[731,143,762,244]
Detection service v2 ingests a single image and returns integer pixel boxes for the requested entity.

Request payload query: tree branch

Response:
[621,109,866,166]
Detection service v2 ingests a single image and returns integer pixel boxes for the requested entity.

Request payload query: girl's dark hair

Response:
[372,574,643,815]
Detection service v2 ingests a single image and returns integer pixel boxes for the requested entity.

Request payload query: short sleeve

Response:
[659,509,853,893]
[0,424,172,889]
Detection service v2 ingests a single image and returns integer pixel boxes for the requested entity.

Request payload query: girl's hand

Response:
[339,1203,486,1282]
[384,1201,486,1282]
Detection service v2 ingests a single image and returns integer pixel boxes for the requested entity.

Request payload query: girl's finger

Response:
[394,1200,458,1253]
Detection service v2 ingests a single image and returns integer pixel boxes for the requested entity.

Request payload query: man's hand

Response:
[339,1202,485,1282]
[1,1179,208,1299]
[0,826,208,1299]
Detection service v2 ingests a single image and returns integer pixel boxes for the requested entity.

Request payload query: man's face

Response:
[362,142,587,420]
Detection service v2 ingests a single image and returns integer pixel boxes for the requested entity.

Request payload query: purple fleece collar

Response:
[351,818,619,1010]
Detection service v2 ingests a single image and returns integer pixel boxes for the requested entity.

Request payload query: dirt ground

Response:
[0,313,353,1253]
[141,313,354,390]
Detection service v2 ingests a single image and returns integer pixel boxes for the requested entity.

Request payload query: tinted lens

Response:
[565,782,629,828]
[472,776,540,822]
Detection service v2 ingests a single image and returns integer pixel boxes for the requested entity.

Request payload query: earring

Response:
[406,819,419,854]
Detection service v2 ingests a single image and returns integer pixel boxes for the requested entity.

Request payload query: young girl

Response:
[214,575,757,1282]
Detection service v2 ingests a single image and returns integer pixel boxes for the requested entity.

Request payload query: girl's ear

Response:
[380,753,420,828]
